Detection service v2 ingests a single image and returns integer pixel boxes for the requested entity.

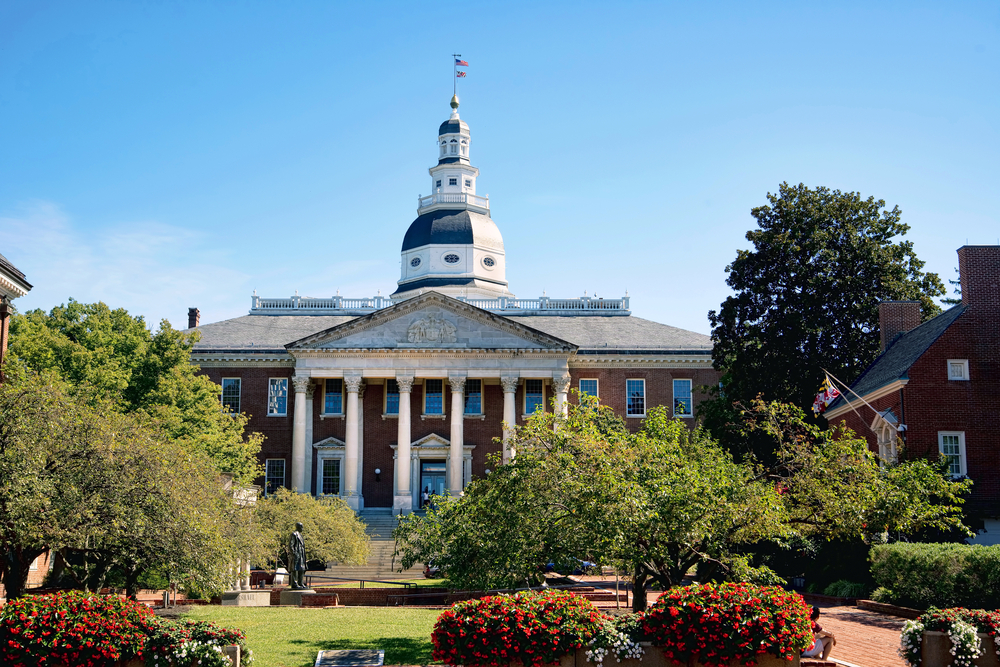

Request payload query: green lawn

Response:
[181,606,442,667]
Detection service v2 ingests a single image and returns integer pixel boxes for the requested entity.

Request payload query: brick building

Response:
[825,245,1000,540]
[0,251,32,377]
[189,95,720,513]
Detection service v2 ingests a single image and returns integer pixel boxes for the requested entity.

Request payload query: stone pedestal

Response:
[393,494,413,514]
[279,588,317,606]
[221,590,271,607]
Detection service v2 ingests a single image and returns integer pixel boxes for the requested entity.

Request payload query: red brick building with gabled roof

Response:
[826,245,1000,542]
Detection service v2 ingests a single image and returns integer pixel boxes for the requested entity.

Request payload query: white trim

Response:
[579,378,599,399]
[221,377,241,414]
[626,378,646,418]
[948,359,970,381]
[938,431,967,478]
[267,377,288,416]
[672,378,693,418]
[824,379,909,419]
[873,410,898,464]
[264,458,286,496]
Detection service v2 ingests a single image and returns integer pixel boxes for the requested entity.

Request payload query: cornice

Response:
[191,353,295,368]
[290,348,570,359]
[0,273,30,299]
[569,355,714,369]
[824,379,909,419]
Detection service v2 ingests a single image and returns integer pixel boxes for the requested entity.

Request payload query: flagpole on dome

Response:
[452,53,461,97]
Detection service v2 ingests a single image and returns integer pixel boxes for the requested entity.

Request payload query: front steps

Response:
[322,510,424,581]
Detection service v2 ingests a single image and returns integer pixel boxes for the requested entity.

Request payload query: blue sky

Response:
[1,1,997,334]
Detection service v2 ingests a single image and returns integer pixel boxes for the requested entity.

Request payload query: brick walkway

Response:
[813,604,906,667]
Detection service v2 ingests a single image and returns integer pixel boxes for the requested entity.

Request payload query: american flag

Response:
[455,59,469,66]
[456,71,467,78]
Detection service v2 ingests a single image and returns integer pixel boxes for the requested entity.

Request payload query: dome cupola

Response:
[393,96,512,300]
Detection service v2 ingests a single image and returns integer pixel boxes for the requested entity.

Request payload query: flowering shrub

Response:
[0,590,155,667]
[145,618,251,667]
[585,614,644,667]
[898,608,1000,667]
[432,590,604,667]
[642,582,813,667]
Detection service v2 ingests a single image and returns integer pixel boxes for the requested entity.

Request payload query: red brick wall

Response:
[197,367,721,506]
[879,301,922,352]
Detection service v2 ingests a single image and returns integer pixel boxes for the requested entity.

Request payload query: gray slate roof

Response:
[190,313,712,354]
[828,304,966,409]
[0,251,31,289]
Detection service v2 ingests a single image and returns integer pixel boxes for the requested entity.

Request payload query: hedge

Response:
[870,542,1000,610]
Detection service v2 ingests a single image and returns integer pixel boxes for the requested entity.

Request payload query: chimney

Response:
[957,245,1000,311]
[188,308,200,329]
[879,301,922,351]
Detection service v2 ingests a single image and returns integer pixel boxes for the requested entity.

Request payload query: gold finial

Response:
[450,94,460,110]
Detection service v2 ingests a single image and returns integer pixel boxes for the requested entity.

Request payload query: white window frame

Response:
[322,379,345,416]
[938,431,967,477]
[626,378,646,417]
[319,457,343,496]
[948,359,969,381]
[264,458,286,496]
[267,377,288,416]
[579,378,599,399]
[523,379,544,415]
[424,379,445,416]
[384,379,400,417]
[673,379,693,418]
[448,176,458,185]
[221,377,241,414]
[464,379,483,416]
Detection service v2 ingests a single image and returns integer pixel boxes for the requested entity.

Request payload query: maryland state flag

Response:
[812,375,841,416]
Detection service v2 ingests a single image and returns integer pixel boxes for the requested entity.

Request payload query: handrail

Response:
[304,574,415,590]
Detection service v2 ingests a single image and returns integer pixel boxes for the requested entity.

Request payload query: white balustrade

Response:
[250,293,630,315]
[417,192,490,213]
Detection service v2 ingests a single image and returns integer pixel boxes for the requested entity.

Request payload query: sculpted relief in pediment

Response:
[406,315,457,344]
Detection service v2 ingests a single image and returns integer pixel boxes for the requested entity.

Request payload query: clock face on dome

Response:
[444,254,460,264]
[410,257,421,267]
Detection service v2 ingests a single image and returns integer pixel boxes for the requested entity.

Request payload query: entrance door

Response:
[419,460,447,507]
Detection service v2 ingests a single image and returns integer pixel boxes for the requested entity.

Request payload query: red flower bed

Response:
[919,607,1000,635]
[643,582,812,667]
[432,589,604,667]
[0,590,155,667]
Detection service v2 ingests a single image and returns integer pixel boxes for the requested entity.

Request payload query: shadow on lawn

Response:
[288,637,433,666]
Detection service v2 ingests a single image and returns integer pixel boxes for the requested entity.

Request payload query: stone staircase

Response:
[322,509,424,581]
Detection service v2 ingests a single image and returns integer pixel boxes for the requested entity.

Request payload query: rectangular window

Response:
[579,379,599,398]
[525,379,544,414]
[436,179,442,188]
[464,179,472,187]
[673,379,693,417]
[938,432,966,477]
[322,459,341,495]
[948,359,969,381]
[265,459,285,496]
[268,378,288,416]
[221,378,241,414]
[464,379,482,415]
[449,145,457,155]
[449,177,458,185]
[324,379,344,414]
[385,379,400,415]
[425,379,444,414]
[626,379,646,417]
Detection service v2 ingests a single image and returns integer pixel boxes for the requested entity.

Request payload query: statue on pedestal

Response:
[288,522,308,590]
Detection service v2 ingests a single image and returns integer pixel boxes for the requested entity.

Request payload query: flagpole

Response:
[821,368,896,435]
[452,53,461,97]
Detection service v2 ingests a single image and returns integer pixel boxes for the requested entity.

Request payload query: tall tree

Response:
[708,183,944,419]
[9,300,262,482]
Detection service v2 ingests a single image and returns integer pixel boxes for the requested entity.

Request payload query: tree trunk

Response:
[2,546,45,599]
[632,563,649,612]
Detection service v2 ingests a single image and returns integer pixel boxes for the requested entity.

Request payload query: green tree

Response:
[394,398,970,611]
[0,370,261,599]
[9,300,262,482]
[707,183,944,437]
[254,488,370,572]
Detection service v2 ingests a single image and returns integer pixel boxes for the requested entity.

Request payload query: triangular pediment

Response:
[285,292,575,351]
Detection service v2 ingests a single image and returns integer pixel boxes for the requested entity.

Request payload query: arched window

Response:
[877,421,898,464]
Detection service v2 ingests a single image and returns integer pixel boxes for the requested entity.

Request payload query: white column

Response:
[241,558,251,591]
[291,376,310,493]
[394,376,414,514]
[357,381,366,510]
[344,375,362,510]
[304,381,316,495]
[501,376,519,463]
[448,376,465,494]
[553,374,571,420]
